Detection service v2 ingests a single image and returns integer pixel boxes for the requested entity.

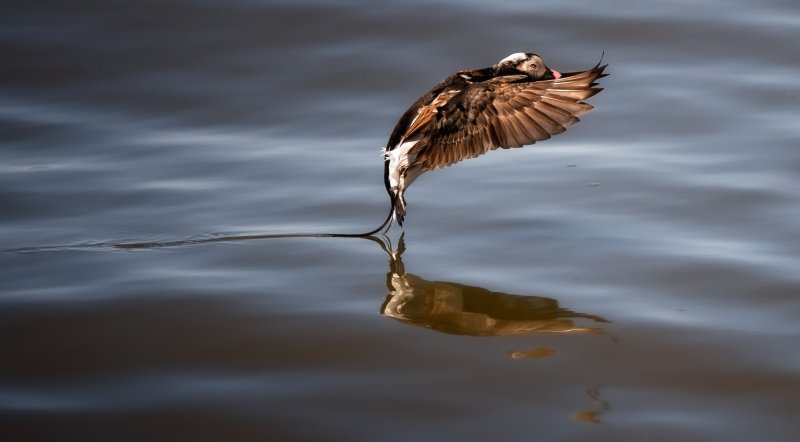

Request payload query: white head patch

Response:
[497,52,528,64]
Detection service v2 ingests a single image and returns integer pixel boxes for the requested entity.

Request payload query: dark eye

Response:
[529,63,538,69]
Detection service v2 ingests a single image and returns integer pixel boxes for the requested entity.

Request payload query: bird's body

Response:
[380,52,607,229]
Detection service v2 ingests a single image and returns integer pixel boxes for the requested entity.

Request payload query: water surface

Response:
[2,0,800,440]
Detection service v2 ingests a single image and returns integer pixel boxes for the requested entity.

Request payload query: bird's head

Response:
[494,52,561,80]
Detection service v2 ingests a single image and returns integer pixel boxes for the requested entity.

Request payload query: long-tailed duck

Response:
[379,52,607,229]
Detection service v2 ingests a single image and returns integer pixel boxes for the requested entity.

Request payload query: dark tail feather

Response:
[354,201,394,236]
[16,196,400,254]
[116,189,398,246]
[109,203,394,250]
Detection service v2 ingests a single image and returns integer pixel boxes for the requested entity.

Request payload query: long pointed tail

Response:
[5,197,399,254]
[352,200,394,236]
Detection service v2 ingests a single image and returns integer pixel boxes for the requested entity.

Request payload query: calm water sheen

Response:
[2,0,800,440]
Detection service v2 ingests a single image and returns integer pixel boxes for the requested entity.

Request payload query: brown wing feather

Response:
[402,89,462,141]
[413,64,607,171]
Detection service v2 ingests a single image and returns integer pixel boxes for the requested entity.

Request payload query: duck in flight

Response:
[376,52,607,232]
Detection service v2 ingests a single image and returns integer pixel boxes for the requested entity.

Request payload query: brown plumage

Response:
[414,66,605,171]
[378,52,607,230]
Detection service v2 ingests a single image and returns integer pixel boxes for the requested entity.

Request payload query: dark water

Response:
[2,0,800,440]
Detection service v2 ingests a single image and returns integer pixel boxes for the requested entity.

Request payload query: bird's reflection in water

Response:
[379,235,610,338]
[378,235,613,423]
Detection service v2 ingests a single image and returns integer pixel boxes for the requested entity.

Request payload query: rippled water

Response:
[2,0,800,440]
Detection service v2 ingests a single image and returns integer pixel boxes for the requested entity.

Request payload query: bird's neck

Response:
[489,65,518,77]
[473,66,500,79]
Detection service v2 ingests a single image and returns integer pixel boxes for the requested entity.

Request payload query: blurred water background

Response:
[2,0,800,440]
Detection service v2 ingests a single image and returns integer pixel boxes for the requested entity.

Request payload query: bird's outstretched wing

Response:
[412,64,607,171]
